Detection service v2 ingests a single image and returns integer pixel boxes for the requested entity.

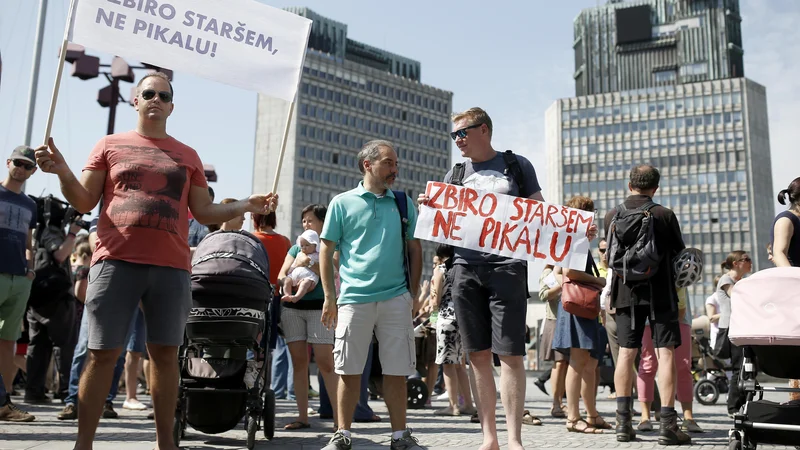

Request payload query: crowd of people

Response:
[0,69,798,450]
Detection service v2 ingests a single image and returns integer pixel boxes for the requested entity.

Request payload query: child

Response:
[281,229,320,303]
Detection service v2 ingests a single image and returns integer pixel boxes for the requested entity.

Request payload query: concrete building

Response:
[547,0,773,308]
[574,0,744,96]
[252,8,453,278]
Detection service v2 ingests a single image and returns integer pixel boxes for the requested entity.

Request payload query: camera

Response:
[29,194,89,231]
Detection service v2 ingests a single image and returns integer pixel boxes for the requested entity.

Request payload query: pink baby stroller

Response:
[727,267,800,450]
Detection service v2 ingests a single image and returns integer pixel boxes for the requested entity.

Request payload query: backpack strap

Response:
[639,201,658,213]
[502,150,526,195]
[392,190,411,290]
[450,163,466,186]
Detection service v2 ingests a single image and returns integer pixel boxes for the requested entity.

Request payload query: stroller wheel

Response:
[172,411,183,447]
[262,390,275,440]
[246,415,258,450]
[694,379,719,405]
[407,378,428,409]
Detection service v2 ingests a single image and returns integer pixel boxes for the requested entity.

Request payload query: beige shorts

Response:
[333,292,416,376]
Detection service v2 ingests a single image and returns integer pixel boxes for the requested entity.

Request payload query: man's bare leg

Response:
[499,355,526,450]
[469,350,499,450]
[336,374,360,431]
[147,343,181,450]
[75,348,123,450]
[382,375,408,432]
[0,340,17,393]
[655,347,676,408]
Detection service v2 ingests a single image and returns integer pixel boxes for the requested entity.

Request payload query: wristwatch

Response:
[26,268,36,278]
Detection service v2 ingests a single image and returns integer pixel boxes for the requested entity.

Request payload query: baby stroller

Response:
[174,230,276,450]
[690,316,730,405]
[727,267,800,450]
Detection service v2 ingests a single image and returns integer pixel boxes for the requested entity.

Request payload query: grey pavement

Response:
[1,376,795,449]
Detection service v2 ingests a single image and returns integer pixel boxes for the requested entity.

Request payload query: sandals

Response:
[550,404,566,418]
[566,418,604,434]
[587,415,613,430]
[284,421,310,430]
[522,410,542,426]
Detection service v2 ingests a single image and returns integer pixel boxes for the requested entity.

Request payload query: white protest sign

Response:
[414,182,594,270]
[68,0,312,101]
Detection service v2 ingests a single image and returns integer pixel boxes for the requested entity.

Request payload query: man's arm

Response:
[34,139,105,213]
[407,239,423,300]
[528,191,545,202]
[188,185,276,225]
[52,223,83,264]
[319,238,338,329]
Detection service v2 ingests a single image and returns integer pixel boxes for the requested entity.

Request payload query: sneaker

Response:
[122,399,147,410]
[308,388,320,398]
[321,430,352,450]
[0,399,35,422]
[103,402,119,419]
[390,429,424,450]
[659,411,691,445]
[58,403,78,420]
[681,419,704,434]
[436,391,449,401]
[533,378,549,396]
[147,411,155,420]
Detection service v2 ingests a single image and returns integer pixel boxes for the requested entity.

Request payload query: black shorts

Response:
[450,262,528,356]
[615,305,680,349]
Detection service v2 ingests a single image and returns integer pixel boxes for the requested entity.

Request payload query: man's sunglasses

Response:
[141,89,173,103]
[12,160,35,170]
[598,248,607,253]
[450,123,482,141]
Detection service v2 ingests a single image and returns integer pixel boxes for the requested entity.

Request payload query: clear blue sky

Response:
[1,0,797,212]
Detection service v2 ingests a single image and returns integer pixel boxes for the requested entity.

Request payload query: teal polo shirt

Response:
[321,182,417,305]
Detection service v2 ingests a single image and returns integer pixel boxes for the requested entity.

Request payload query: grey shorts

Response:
[280,307,333,345]
[85,260,191,350]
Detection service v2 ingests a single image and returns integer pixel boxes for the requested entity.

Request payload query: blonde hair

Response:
[452,107,493,137]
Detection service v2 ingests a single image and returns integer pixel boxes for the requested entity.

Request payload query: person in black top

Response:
[604,165,689,445]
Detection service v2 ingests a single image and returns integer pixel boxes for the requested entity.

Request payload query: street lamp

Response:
[64,44,173,135]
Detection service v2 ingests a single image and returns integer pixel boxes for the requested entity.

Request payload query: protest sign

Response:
[414,182,594,270]
[67,0,312,102]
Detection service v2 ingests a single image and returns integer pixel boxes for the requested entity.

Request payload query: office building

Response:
[546,0,773,307]
[252,8,453,278]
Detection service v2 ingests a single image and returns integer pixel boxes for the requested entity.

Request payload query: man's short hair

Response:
[629,164,660,191]
[357,140,393,174]
[452,107,493,137]
[137,71,174,96]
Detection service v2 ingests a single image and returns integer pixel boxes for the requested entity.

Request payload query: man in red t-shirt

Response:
[35,72,277,450]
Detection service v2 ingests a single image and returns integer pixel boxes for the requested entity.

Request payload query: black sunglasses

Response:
[141,89,173,103]
[12,160,35,170]
[739,256,751,262]
[450,124,482,141]
[598,248,607,253]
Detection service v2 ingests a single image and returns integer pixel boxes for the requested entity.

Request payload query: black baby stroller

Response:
[690,317,730,406]
[174,230,276,449]
[727,267,800,450]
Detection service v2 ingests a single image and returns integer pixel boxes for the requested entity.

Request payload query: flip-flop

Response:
[522,410,543,426]
[284,421,311,430]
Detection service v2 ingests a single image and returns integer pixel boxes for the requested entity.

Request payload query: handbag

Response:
[561,255,602,320]
[713,328,732,359]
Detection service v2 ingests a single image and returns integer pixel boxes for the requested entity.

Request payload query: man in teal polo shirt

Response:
[320,140,423,450]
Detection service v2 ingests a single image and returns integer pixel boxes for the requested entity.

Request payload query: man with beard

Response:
[34,71,278,450]
[0,146,38,422]
[319,140,423,450]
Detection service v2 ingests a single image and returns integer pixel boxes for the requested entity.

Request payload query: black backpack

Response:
[606,202,662,285]
[450,150,525,193]
[29,226,73,308]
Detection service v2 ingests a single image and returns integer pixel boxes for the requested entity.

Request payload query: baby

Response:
[281,229,320,303]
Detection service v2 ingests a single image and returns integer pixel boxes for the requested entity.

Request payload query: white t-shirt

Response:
[705,292,720,345]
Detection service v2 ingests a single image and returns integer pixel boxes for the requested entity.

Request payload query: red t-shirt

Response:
[253,231,291,287]
[84,131,208,271]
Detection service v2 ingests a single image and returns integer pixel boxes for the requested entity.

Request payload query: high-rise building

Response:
[573,0,744,96]
[252,8,453,277]
[546,0,773,308]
